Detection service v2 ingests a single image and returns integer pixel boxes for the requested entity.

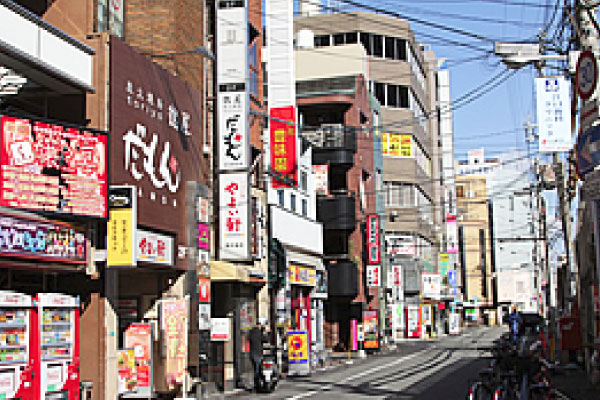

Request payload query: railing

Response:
[302,124,357,152]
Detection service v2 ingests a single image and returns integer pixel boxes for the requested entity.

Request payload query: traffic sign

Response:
[580,99,600,133]
[576,50,597,100]
[577,124,600,175]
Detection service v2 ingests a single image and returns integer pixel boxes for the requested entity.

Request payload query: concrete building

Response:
[294,11,444,322]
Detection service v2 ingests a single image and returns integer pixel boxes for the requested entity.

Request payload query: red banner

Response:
[270,106,297,188]
[124,323,152,387]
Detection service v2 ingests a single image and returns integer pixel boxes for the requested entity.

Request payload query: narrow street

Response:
[236,326,503,400]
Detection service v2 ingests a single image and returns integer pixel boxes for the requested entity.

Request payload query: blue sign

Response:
[577,125,600,175]
[448,270,457,286]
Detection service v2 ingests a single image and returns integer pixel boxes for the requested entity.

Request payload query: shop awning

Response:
[210,261,265,285]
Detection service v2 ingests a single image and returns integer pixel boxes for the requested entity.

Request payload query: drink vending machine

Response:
[31,293,80,400]
[0,291,34,399]
[405,305,421,339]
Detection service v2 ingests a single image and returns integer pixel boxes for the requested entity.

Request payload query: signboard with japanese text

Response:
[536,77,572,153]
[109,36,206,270]
[270,106,297,188]
[218,91,249,170]
[0,115,108,218]
[198,223,210,251]
[123,323,153,395]
[366,215,380,264]
[219,173,250,260]
[366,265,381,287]
[210,318,230,341]
[136,229,174,266]
[312,165,328,195]
[422,273,441,299]
[446,216,458,254]
[386,235,415,256]
[117,349,136,394]
[216,0,247,85]
[287,331,308,365]
[0,213,86,264]
[382,132,413,158]
[390,265,404,301]
[198,196,209,223]
[198,276,210,303]
[161,299,188,387]
[107,186,137,267]
[289,264,316,286]
[362,311,379,349]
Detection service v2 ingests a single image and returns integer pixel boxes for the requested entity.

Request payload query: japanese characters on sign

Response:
[161,299,188,387]
[198,196,210,223]
[362,311,379,349]
[0,115,107,218]
[289,264,316,286]
[312,165,328,195]
[366,265,381,287]
[422,273,441,299]
[110,37,204,261]
[270,106,297,188]
[366,215,380,264]
[219,173,250,260]
[210,318,230,341]
[536,77,572,153]
[287,331,309,366]
[218,92,248,170]
[386,235,415,256]
[198,223,210,251]
[123,323,153,394]
[382,132,413,158]
[0,214,86,264]
[107,186,137,267]
[216,0,247,85]
[136,229,174,266]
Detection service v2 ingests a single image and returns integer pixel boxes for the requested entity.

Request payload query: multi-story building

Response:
[295,9,444,336]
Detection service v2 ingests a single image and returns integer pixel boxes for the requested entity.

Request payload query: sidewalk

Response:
[552,365,600,400]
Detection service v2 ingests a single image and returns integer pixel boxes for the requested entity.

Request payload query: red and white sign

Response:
[210,318,231,341]
[270,106,297,188]
[386,235,415,256]
[124,323,152,390]
[422,273,441,299]
[366,265,380,287]
[198,277,211,303]
[312,165,328,195]
[218,91,249,171]
[161,299,188,387]
[136,229,174,266]
[0,115,108,218]
[576,50,598,101]
[219,172,250,260]
[367,215,381,264]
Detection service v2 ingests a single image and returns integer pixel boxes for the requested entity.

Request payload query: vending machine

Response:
[405,305,421,339]
[0,291,34,399]
[31,293,80,400]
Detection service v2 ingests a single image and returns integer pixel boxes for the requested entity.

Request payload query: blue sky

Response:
[313,0,565,161]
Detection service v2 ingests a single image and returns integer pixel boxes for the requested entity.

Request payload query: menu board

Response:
[0,115,108,218]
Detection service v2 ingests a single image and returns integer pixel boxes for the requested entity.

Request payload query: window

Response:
[374,82,385,106]
[373,34,383,57]
[301,171,308,192]
[387,85,398,108]
[333,33,345,45]
[302,198,308,216]
[346,32,358,44]
[385,37,395,59]
[399,86,409,108]
[278,190,284,206]
[396,39,407,61]
[456,185,464,198]
[291,193,296,212]
[360,32,372,55]
[314,35,330,47]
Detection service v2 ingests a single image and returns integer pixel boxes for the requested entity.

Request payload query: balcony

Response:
[327,260,358,299]
[317,190,356,231]
[302,124,357,166]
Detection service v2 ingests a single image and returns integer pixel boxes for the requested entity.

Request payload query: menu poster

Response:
[124,323,152,391]
[161,299,188,387]
[0,115,108,218]
[117,349,136,394]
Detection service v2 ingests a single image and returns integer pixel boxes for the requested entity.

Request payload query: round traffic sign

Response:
[576,50,598,100]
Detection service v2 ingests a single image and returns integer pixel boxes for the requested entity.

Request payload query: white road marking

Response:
[285,347,432,400]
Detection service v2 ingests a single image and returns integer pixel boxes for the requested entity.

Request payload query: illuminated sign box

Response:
[0,115,108,218]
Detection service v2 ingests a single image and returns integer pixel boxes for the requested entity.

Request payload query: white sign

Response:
[210,318,231,341]
[391,303,404,342]
[386,235,415,256]
[216,2,247,85]
[392,265,404,301]
[422,273,441,299]
[422,304,432,327]
[0,371,14,397]
[198,304,211,331]
[266,0,295,107]
[357,323,364,341]
[449,312,460,335]
[536,76,572,153]
[366,265,381,287]
[136,229,174,266]
[219,173,250,260]
[218,91,249,170]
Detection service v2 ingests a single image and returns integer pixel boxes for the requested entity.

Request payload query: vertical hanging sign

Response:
[367,215,380,264]
[217,0,251,260]
[270,106,297,188]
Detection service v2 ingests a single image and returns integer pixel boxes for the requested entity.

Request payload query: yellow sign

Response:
[382,133,413,158]
[289,265,316,286]
[440,253,449,262]
[107,209,135,266]
[287,331,308,365]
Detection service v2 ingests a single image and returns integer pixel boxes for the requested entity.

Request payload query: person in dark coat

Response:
[249,320,265,391]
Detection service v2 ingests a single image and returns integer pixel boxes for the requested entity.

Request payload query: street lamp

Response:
[148,45,215,61]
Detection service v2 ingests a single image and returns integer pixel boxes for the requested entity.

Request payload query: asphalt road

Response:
[235,326,504,400]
